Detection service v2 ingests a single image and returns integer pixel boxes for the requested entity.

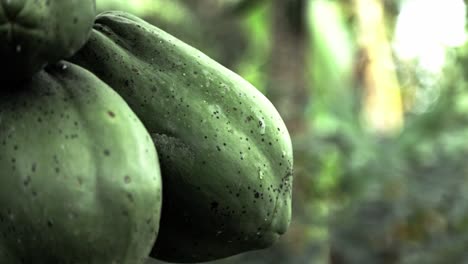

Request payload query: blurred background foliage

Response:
[98,0,468,263]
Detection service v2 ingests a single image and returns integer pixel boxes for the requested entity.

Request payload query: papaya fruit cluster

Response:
[0,1,293,263]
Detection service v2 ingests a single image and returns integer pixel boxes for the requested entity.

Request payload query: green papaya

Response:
[0,0,96,81]
[71,11,293,262]
[0,61,162,264]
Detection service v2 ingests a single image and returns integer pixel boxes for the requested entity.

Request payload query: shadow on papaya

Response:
[0,0,96,81]
[71,11,294,263]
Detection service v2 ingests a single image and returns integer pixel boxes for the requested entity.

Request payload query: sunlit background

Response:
[98,0,468,263]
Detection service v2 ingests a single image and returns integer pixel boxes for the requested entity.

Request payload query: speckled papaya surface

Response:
[72,11,293,263]
[0,62,162,264]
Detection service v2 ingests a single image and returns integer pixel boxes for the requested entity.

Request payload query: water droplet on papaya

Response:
[258,119,266,135]
[258,169,264,180]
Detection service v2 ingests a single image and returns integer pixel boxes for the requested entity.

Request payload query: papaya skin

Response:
[0,62,162,264]
[0,0,96,81]
[71,11,294,263]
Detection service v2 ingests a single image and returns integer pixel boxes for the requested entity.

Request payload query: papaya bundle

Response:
[0,3,294,263]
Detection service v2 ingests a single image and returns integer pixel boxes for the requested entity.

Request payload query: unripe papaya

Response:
[0,0,96,81]
[0,62,162,264]
[71,11,293,263]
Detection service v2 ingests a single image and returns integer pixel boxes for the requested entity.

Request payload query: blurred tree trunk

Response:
[268,0,308,135]
[353,0,403,135]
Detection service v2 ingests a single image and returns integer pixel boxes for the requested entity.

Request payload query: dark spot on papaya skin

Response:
[127,193,134,203]
[124,175,131,184]
[107,111,115,117]
[23,176,31,186]
[103,149,110,156]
